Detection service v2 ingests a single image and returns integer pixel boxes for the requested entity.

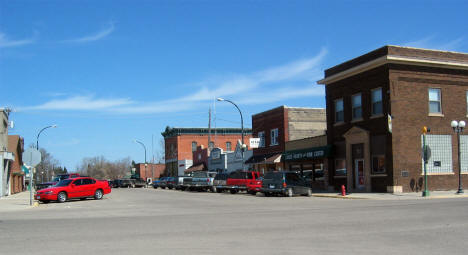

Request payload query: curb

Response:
[312,194,368,199]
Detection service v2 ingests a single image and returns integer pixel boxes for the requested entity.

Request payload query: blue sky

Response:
[1,0,467,170]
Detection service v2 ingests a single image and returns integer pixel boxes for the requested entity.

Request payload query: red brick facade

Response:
[135,163,165,181]
[8,135,24,194]
[321,45,468,192]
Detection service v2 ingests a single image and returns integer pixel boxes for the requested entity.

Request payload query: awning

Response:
[185,163,207,173]
[282,145,333,162]
[245,153,282,164]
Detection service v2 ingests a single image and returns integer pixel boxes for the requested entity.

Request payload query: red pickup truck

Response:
[226,171,262,194]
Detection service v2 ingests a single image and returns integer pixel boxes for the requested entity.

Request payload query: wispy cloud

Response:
[0,32,35,48]
[62,22,115,43]
[402,36,465,51]
[20,95,133,111]
[19,48,327,114]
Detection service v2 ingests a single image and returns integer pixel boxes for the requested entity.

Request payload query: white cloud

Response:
[402,36,465,51]
[0,32,35,48]
[62,22,115,43]
[20,48,327,114]
[21,95,133,111]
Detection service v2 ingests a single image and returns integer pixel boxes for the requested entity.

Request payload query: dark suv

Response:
[261,171,312,197]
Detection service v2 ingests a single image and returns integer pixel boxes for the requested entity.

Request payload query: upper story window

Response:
[258,131,265,147]
[466,91,468,115]
[371,88,383,116]
[352,93,362,119]
[270,128,279,146]
[191,141,197,152]
[335,98,344,123]
[226,142,232,151]
[429,88,441,114]
[209,141,214,151]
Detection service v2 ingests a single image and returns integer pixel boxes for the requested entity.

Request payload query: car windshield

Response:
[55,179,72,187]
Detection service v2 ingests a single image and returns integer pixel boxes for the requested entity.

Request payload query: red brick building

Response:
[8,135,24,194]
[134,163,165,182]
[247,106,326,173]
[162,127,252,176]
[319,45,468,193]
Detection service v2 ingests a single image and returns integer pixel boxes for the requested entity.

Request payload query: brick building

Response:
[162,126,252,176]
[8,135,24,194]
[318,45,468,193]
[134,163,165,182]
[247,106,326,173]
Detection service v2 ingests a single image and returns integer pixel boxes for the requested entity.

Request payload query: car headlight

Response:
[44,191,54,195]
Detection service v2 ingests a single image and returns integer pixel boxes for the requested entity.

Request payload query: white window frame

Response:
[371,88,383,116]
[270,128,279,146]
[334,98,344,123]
[352,93,362,120]
[258,131,265,147]
[428,88,442,114]
[191,141,197,152]
[209,141,214,151]
[226,142,232,151]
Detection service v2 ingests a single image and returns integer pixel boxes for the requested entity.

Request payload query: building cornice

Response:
[317,55,468,85]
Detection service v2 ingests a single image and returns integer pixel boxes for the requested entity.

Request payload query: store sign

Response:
[250,138,260,148]
[283,145,332,161]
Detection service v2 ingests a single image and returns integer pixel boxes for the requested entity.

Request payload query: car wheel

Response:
[286,188,293,197]
[249,191,257,195]
[80,197,86,200]
[57,192,67,203]
[306,188,312,197]
[162,187,166,189]
[94,189,103,200]
[217,189,222,193]
[264,192,270,197]
[153,186,158,189]
[230,189,237,194]
[169,187,173,190]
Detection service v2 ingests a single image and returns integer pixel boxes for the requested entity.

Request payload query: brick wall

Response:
[252,106,287,156]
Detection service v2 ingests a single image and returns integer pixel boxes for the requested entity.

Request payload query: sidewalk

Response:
[0,190,38,212]
[312,190,468,200]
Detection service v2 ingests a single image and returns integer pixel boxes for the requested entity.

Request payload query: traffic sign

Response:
[23,148,41,167]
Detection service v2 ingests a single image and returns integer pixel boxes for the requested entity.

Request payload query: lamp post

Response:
[36,124,57,150]
[217,98,245,169]
[451,120,465,194]
[133,140,147,180]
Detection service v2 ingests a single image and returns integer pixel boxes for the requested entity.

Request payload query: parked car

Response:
[36,173,81,190]
[132,178,147,188]
[212,173,228,193]
[180,176,193,191]
[226,170,261,194]
[175,176,188,190]
[119,179,135,188]
[260,171,312,197]
[112,179,123,188]
[246,176,263,195]
[152,179,161,189]
[159,177,176,189]
[191,171,217,191]
[35,177,111,203]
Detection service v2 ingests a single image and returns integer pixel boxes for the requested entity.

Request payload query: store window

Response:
[371,88,383,116]
[421,135,452,174]
[372,155,385,174]
[335,159,346,176]
[429,88,442,114]
[270,128,279,146]
[352,93,362,119]
[335,98,344,123]
[191,142,197,152]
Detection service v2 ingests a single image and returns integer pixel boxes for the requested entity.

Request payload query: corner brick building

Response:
[318,45,468,193]
[162,127,252,176]
[247,106,326,172]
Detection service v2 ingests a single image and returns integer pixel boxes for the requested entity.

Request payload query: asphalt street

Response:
[1,188,467,255]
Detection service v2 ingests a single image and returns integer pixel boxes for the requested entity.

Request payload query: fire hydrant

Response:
[341,185,346,196]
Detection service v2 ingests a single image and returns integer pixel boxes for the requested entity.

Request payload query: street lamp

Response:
[36,124,57,149]
[451,120,465,194]
[217,98,245,170]
[133,139,147,180]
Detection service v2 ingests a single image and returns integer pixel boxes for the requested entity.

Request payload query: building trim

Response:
[318,55,468,85]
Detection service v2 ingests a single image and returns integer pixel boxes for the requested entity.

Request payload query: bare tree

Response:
[76,156,131,180]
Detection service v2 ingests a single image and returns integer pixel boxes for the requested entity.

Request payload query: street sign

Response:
[250,138,260,148]
[23,148,41,167]
[21,165,30,174]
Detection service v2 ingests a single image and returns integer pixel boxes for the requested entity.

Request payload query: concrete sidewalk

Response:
[0,190,37,212]
[312,190,468,200]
